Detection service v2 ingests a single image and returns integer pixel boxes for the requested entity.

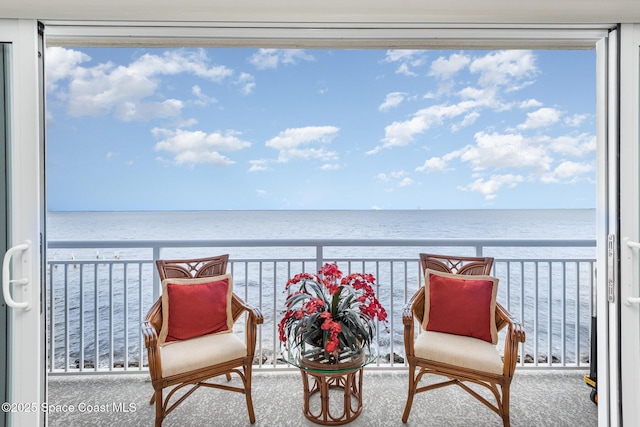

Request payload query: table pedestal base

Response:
[299,367,364,426]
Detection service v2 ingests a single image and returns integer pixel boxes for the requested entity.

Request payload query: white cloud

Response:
[416,156,449,173]
[369,100,483,154]
[371,51,541,155]
[376,173,390,182]
[236,72,256,95]
[417,127,595,200]
[45,47,91,92]
[317,82,329,95]
[384,50,418,62]
[133,50,233,82]
[249,159,271,172]
[519,99,543,109]
[398,177,414,187]
[547,133,596,157]
[321,163,341,170]
[457,86,488,100]
[430,53,471,80]
[452,111,481,132]
[265,126,339,163]
[192,85,217,106]
[47,47,234,121]
[518,107,562,129]
[375,170,413,187]
[540,161,594,183]
[153,128,251,166]
[116,99,185,122]
[249,49,315,70]
[564,113,589,127]
[379,92,407,112]
[384,50,425,76]
[395,63,417,77]
[459,131,553,172]
[470,50,537,88]
[459,174,524,200]
[552,161,593,178]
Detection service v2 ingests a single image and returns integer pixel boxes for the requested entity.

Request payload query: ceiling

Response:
[1,0,639,25]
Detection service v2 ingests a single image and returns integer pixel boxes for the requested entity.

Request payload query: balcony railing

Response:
[46,238,596,374]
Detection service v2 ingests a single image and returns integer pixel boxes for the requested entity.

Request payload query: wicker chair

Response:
[402,253,526,427]
[142,254,264,426]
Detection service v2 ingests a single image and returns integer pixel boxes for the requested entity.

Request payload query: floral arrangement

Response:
[278,263,388,360]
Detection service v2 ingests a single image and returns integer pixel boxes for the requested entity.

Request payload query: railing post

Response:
[152,246,161,302]
[475,245,483,257]
[316,245,323,272]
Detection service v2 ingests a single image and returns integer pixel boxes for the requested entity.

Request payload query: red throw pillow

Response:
[165,278,230,342]
[424,270,498,343]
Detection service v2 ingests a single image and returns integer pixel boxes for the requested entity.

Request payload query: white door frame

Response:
[0,18,630,426]
[596,27,619,427]
[0,19,44,427]
[619,22,640,427]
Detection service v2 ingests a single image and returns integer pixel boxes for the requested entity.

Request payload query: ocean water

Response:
[47,209,596,241]
[46,209,597,369]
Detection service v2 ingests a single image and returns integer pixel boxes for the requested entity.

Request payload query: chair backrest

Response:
[145,254,230,334]
[413,253,494,326]
[419,253,493,276]
[156,254,229,280]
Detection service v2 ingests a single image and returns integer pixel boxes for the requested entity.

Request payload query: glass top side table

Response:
[281,345,376,426]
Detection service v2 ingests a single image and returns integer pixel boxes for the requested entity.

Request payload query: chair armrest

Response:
[402,302,416,358]
[497,303,526,377]
[402,302,415,326]
[232,294,264,325]
[403,286,425,326]
[245,306,264,357]
[403,287,425,358]
[142,320,161,380]
[231,294,264,357]
[249,307,264,325]
[142,320,158,348]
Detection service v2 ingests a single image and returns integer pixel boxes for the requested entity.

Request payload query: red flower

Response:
[319,263,341,281]
[285,273,315,289]
[304,298,325,314]
[278,263,389,355]
[319,311,332,320]
[319,312,342,354]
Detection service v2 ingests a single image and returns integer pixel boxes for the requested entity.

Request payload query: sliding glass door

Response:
[0,19,45,427]
[0,42,10,427]
[618,23,640,427]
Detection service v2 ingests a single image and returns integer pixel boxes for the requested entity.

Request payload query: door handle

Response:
[2,241,30,310]
[624,238,640,306]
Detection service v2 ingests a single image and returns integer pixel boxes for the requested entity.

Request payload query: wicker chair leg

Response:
[402,365,417,423]
[244,363,256,423]
[154,389,164,427]
[501,384,511,427]
[225,373,232,381]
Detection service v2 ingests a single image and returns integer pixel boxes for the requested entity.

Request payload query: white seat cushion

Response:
[160,332,247,378]
[414,331,503,375]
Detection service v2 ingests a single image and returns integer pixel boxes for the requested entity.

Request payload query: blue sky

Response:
[45,47,596,211]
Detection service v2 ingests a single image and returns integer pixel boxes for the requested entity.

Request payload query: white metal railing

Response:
[45,238,596,374]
